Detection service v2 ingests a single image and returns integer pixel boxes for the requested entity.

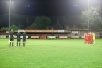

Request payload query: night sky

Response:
[0,0,101,29]
[0,0,101,16]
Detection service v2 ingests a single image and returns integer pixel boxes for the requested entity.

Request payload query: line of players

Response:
[84,32,95,44]
[9,29,27,47]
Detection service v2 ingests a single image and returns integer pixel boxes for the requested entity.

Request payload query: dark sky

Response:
[0,0,101,16]
[0,0,101,28]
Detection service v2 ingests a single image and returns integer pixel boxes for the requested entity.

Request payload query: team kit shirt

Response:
[84,33,95,44]
[17,32,21,41]
[93,33,95,41]
[89,33,93,44]
[22,32,26,41]
[9,31,14,41]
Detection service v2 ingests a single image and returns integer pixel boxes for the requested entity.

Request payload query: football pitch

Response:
[0,39,102,68]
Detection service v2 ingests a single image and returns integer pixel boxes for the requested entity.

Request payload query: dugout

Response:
[24,30,71,39]
[15,29,91,39]
[0,30,8,38]
[69,28,100,38]
[0,29,100,39]
[69,28,89,39]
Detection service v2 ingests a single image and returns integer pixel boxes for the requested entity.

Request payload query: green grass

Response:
[0,39,102,68]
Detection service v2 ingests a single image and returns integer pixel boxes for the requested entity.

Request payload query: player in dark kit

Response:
[16,32,21,46]
[22,32,26,47]
[9,29,14,46]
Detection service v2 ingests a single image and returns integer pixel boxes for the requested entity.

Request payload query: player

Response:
[84,33,87,44]
[16,31,21,46]
[92,32,95,44]
[90,33,93,44]
[9,29,14,46]
[87,33,90,44]
[22,32,27,47]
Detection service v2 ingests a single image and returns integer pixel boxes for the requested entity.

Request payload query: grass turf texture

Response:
[0,39,102,68]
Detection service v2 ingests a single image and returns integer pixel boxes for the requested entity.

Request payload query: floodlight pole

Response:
[9,0,11,32]
[88,0,89,32]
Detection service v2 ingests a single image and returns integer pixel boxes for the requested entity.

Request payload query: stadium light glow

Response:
[79,0,97,32]
[78,0,90,32]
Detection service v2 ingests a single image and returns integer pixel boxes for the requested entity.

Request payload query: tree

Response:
[0,25,20,31]
[34,16,51,29]
[54,20,63,29]
[81,6,102,31]
[28,23,38,29]
[10,25,19,30]
[1,27,9,31]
